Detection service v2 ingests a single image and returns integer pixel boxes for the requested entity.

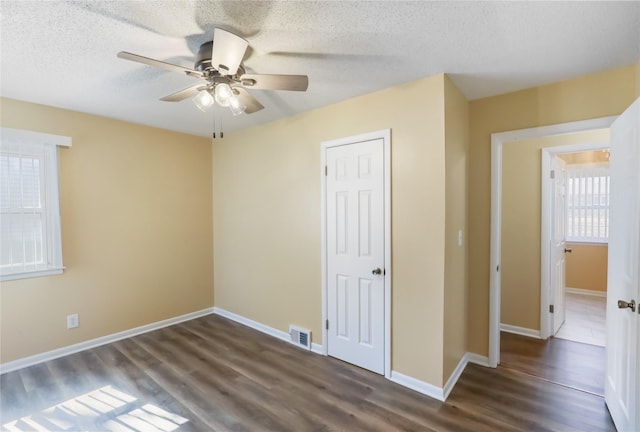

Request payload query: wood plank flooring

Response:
[500,331,606,396]
[1,314,615,431]
[555,292,606,347]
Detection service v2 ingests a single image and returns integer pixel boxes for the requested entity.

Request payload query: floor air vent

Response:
[289,325,311,350]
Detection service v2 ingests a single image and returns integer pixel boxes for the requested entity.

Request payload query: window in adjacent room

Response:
[0,128,71,281]
[565,163,610,243]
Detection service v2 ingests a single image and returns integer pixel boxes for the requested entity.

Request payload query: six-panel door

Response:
[326,138,385,374]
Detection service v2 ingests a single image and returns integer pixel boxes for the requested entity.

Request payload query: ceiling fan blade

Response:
[233,87,264,114]
[211,28,249,76]
[160,84,206,102]
[117,51,202,77]
[239,74,309,91]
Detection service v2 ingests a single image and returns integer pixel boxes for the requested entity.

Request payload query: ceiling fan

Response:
[117,28,309,116]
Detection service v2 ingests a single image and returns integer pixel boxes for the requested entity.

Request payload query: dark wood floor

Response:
[1,315,615,431]
[500,331,606,396]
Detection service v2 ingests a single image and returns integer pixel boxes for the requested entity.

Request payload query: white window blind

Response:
[566,165,609,243]
[0,128,70,281]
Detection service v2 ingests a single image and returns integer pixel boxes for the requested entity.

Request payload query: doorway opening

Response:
[542,144,611,346]
[490,117,617,396]
[488,115,617,366]
[553,148,610,348]
[501,145,611,395]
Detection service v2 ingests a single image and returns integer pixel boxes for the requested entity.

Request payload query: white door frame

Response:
[320,129,392,378]
[541,142,609,337]
[489,116,617,367]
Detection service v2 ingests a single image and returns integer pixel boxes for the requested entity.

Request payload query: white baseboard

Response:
[0,307,215,375]
[465,352,491,368]
[566,287,607,297]
[500,323,542,339]
[212,307,323,354]
[389,351,490,402]
[389,370,445,401]
[442,354,469,400]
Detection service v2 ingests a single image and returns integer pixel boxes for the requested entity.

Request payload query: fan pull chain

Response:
[212,107,216,140]
[210,105,225,140]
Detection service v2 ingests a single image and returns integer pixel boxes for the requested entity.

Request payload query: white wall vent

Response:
[289,325,311,350]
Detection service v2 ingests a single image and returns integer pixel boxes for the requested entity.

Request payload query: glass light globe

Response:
[214,83,233,107]
[193,90,214,112]
[229,94,246,115]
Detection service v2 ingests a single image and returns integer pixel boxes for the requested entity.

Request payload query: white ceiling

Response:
[1,1,638,137]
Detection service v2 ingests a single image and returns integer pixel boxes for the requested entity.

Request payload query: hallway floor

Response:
[500,331,606,396]
[555,292,606,347]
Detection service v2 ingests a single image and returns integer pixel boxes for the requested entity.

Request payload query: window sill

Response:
[565,240,608,246]
[0,267,65,282]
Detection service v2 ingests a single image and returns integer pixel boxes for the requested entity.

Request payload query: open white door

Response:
[605,97,639,432]
[551,156,568,335]
[325,137,386,374]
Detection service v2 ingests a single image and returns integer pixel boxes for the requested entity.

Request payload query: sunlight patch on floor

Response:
[555,292,606,347]
[2,385,188,431]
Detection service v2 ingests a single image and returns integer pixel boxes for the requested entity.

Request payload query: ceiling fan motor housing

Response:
[195,41,245,80]
[195,41,214,72]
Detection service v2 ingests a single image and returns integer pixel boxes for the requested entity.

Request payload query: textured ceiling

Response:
[1,1,638,137]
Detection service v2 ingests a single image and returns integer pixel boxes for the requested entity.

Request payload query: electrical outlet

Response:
[67,313,78,329]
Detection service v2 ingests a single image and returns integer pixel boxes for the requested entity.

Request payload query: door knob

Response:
[564,248,572,253]
[617,299,636,312]
[372,268,383,275]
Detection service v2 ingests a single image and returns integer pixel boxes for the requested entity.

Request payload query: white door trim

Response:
[321,129,391,378]
[541,141,609,339]
[489,116,617,367]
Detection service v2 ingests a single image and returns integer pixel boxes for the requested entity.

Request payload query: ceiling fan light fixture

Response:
[230,101,246,116]
[214,83,233,107]
[193,90,214,111]
[228,88,246,116]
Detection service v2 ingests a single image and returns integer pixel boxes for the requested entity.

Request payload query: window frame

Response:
[1,127,71,281]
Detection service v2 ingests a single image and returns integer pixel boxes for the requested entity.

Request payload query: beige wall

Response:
[468,64,639,355]
[0,98,213,363]
[501,129,609,330]
[566,243,608,292]
[443,76,469,380]
[213,73,464,387]
[559,150,610,165]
